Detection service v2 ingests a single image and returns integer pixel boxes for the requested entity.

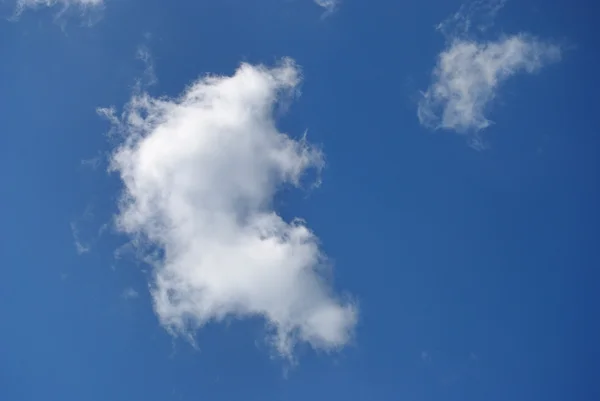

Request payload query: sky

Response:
[1,0,599,400]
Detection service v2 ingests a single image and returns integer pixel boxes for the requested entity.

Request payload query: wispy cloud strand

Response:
[436,0,507,38]
[16,0,102,12]
[100,59,357,358]
[122,288,140,300]
[70,222,90,255]
[314,0,338,13]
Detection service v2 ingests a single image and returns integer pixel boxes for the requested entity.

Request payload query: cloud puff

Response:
[100,59,357,358]
[418,35,561,135]
[418,1,561,146]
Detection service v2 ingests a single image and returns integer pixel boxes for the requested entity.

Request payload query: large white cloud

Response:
[418,2,561,146]
[100,59,357,358]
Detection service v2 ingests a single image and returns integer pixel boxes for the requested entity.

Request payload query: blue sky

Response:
[1,0,599,400]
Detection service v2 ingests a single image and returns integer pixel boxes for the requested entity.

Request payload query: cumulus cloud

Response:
[418,1,561,147]
[100,58,357,358]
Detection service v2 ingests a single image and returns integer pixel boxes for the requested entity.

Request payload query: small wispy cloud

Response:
[418,0,562,148]
[15,0,102,15]
[436,0,507,38]
[314,0,339,14]
[81,153,103,170]
[134,45,157,89]
[122,288,140,300]
[70,220,90,255]
[418,35,561,142]
[100,58,357,359]
[74,240,90,254]
[70,205,107,255]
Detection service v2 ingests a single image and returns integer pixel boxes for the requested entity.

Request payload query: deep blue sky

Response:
[1,0,599,400]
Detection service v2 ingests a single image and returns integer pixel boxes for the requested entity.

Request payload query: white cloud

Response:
[70,205,95,255]
[314,0,338,13]
[81,152,103,170]
[418,2,562,146]
[70,221,90,254]
[100,58,357,358]
[436,0,507,38]
[16,0,102,12]
[418,35,561,137]
[122,288,140,300]
[135,45,157,89]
